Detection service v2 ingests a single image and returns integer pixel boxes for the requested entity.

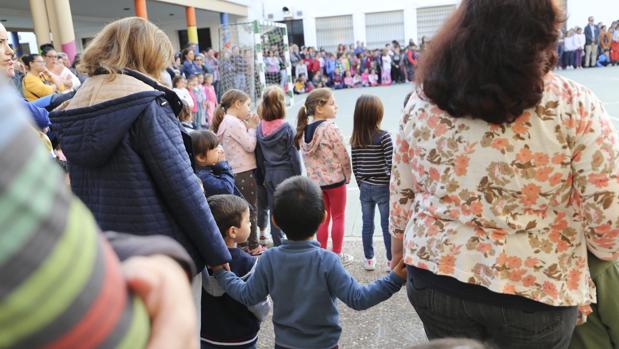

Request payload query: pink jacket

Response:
[301,120,351,187]
[217,114,257,174]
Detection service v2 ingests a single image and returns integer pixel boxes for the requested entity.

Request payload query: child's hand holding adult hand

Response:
[392,259,408,281]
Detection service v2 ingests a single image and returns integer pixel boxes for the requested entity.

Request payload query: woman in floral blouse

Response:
[390,1,619,348]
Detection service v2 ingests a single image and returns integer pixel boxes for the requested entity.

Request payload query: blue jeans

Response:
[406,267,578,349]
[359,182,391,261]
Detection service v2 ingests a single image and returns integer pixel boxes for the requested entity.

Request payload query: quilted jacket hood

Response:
[50,71,181,168]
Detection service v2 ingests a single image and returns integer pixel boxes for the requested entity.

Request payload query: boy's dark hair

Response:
[273,176,324,240]
[190,130,219,157]
[208,195,249,238]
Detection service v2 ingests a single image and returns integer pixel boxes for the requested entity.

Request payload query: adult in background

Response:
[49,17,231,303]
[21,53,64,102]
[181,46,202,78]
[40,44,77,91]
[584,16,600,67]
[611,23,619,65]
[391,1,619,348]
[204,48,220,99]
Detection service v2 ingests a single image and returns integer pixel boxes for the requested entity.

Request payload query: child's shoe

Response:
[363,258,377,271]
[338,253,354,266]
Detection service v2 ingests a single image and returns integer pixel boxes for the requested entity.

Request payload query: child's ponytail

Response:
[211,89,250,133]
[211,105,226,133]
[294,105,309,150]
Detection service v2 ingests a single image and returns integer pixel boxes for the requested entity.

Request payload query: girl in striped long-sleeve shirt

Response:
[350,95,393,271]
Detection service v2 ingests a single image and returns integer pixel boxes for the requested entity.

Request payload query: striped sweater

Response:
[0,83,149,348]
[351,130,394,185]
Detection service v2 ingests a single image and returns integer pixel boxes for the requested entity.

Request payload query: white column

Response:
[303,16,317,48]
[353,11,365,45]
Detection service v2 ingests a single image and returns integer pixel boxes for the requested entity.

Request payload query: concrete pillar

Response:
[135,0,148,19]
[10,32,22,57]
[29,0,50,47]
[220,13,230,49]
[50,0,77,63]
[44,0,61,51]
[185,6,198,51]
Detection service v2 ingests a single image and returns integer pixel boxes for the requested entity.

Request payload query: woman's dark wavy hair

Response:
[415,0,565,124]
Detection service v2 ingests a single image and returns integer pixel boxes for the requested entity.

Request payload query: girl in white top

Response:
[172,75,194,109]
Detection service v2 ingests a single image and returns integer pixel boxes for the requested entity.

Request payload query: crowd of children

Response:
[184,84,407,348]
[291,41,419,94]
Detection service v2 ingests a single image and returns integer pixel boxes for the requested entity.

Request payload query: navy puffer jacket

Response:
[50,70,231,270]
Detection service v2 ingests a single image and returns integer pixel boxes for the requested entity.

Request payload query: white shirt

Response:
[576,33,586,49]
[564,35,577,51]
[173,88,194,109]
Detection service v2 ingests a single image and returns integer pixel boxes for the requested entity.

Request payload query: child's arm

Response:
[213,256,270,307]
[286,124,303,175]
[381,132,394,176]
[328,124,352,183]
[327,257,406,311]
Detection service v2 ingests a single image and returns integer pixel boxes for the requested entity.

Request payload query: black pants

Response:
[407,268,578,349]
[234,170,258,249]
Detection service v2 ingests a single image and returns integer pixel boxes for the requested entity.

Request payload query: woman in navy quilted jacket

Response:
[49,18,231,277]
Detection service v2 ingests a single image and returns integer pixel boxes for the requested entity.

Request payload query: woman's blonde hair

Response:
[78,17,173,79]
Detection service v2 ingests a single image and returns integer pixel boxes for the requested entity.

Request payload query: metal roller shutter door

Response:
[416,5,456,43]
[365,10,405,49]
[315,15,354,52]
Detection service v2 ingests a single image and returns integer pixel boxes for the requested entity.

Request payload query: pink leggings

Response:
[317,184,347,254]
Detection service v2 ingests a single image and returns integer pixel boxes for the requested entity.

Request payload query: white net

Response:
[219,21,294,108]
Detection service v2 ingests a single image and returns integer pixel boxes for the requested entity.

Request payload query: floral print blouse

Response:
[390,72,619,307]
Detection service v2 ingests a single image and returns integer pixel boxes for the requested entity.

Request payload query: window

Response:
[315,15,353,52]
[365,10,405,49]
[416,5,456,43]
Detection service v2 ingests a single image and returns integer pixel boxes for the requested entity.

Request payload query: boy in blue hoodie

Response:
[213,176,407,349]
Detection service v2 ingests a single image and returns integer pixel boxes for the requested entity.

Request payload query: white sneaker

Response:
[338,253,354,266]
[363,258,377,271]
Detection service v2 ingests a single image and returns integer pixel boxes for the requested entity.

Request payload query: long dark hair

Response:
[294,88,332,149]
[416,0,564,124]
[190,130,219,157]
[350,95,384,148]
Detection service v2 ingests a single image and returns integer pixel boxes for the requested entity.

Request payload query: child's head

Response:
[259,85,287,121]
[197,73,205,84]
[370,68,376,74]
[173,75,186,89]
[272,176,324,241]
[212,89,251,133]
[208,195,251,244]
[187,74,198,88]
[363,68,369,74]
[190,130,221,166]
[345,70,352,77]
[294,88,335,148]
[350,95,384,148]
[178,105,194,123]
[204,73,213,85]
